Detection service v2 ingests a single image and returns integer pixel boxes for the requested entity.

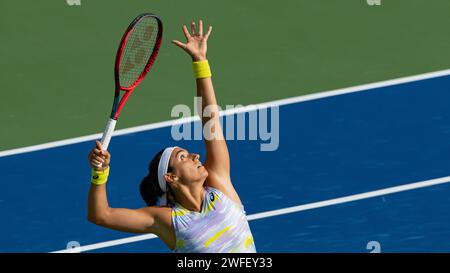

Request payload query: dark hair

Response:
[140,149,174,206]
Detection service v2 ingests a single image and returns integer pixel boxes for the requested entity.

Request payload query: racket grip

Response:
[100,118,117,151]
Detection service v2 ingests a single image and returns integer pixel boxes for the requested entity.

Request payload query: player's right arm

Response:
[87,141,166,234]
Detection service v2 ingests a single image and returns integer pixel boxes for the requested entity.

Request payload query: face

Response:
[166,147,208,185]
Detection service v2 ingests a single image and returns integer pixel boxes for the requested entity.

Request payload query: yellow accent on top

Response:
[172,208,188,217]
[244,235,254,249]
[176,239,185,249]
[204,226,230,248]
[204,193,220,213]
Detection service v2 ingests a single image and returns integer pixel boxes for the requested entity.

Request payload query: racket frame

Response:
[100,13,163,151]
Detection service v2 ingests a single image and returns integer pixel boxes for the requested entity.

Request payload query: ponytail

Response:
[140,149,175,206]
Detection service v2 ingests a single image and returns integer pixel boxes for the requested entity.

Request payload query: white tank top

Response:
[171,186,256,253]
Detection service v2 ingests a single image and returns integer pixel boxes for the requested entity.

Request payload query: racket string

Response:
[119,16,159,88]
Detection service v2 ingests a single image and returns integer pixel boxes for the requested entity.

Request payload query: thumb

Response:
[96,140,103,150]
[171,40,186,50]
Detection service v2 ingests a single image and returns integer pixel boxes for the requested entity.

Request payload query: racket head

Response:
[115,13,163,92]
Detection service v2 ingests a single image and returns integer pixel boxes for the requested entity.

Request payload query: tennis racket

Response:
[99,13,163,151]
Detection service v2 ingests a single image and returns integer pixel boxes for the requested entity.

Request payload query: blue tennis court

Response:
[1,72,450,253]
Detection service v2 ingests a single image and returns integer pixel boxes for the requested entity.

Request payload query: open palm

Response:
[172,20,212,61]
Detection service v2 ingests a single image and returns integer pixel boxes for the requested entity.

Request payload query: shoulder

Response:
[204,171,243,206]
[204,186,244,210]
[204,185,222,196]
[142,206,176,249]
[140,206,172,229]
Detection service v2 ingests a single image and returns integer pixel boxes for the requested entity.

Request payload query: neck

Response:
[174,182,205,212]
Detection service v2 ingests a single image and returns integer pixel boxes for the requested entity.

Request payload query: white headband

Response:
[157,146,177,206]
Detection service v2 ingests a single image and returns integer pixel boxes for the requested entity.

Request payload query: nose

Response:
[192,153,200,162]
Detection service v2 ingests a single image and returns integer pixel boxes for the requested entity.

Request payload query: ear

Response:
[164,172,178,184]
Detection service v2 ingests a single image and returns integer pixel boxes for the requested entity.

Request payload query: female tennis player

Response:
[87,20,256,253]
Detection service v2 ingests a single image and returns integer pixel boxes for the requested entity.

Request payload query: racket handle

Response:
[100,118,117,151]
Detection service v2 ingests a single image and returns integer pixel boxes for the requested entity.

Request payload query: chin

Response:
[201,167,209,177]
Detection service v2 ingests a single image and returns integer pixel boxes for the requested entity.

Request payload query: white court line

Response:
[52,175,450,253]
[2,68,450,158]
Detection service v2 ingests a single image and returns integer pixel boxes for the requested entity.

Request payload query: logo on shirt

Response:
[209,192,215,202]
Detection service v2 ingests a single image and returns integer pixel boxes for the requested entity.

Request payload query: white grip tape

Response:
[100,118,117,151]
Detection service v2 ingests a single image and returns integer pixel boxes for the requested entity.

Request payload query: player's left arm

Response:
[172,20,242,205]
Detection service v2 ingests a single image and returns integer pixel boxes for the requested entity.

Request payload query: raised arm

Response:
[172,20,241,205]
[87,141,171,236]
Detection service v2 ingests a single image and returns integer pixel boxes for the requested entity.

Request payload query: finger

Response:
[94,156,105,163]
[171,40,187,50]
[198,20,203,36]
[95,140,103,150]
[182,25,191,40]
[190,21,196,36]
[92,159,102,166]
[91,157,104,163]
[204,25,212,39]
[92,161,103,167]
[94,153,104,160]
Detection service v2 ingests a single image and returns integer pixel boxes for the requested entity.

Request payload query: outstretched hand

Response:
[171,20,212,61]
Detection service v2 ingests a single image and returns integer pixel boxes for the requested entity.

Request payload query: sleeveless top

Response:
[171,186,256,253]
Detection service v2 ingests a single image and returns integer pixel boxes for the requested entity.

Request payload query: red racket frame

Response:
[111,13,163,120]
